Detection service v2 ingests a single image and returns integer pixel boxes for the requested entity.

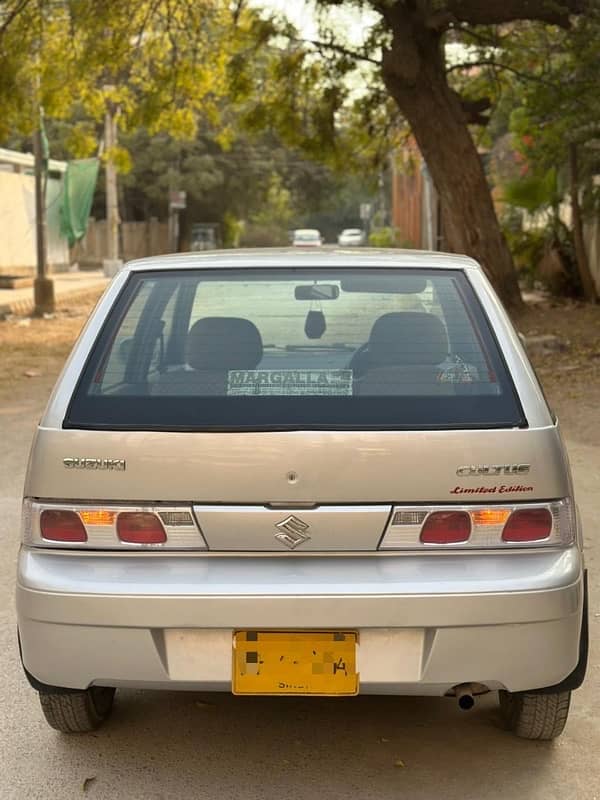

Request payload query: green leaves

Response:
[502,168,558,214]
[0,1,235,147]
[499,12,600,216]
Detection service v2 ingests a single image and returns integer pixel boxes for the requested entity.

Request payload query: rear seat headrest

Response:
[368,312,449,366]
[186,317,263,371]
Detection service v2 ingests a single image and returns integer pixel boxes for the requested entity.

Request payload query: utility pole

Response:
[32,0,54,316]
[33,121,54,315]
[168,200,178,253]
[422,162,435,251]
[103,91,122,276]
[378,171,387,227]
[168,190,186,252]
[360,202,372,242]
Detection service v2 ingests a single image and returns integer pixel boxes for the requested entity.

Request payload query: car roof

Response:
[125,248,481,272]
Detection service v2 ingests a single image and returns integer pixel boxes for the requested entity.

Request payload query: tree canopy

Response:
[0,1,233,142]
[445,8,600,298]
[2,0,598,305]
[230,0,594,306]
[0,0,376,245]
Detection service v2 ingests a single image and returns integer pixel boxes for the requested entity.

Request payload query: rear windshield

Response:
[66,268,525,430]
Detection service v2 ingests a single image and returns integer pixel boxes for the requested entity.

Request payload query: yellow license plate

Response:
[233,631,358,696]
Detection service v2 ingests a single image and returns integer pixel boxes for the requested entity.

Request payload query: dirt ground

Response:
[514,297,600,446]
[1,290,599,442]
[0,293,101,406]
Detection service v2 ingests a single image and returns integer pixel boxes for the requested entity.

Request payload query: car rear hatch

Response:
[25,263,572,553]
[27,425,572,553]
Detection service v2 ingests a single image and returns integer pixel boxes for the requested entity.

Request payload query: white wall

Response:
[0,169,70,273]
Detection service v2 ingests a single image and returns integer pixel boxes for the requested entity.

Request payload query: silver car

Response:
[17,250,587,739]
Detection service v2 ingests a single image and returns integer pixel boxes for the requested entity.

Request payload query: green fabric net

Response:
[59,159,100,247]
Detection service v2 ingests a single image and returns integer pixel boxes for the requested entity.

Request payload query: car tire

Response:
[499,689,571,740]
[39,687,115,733]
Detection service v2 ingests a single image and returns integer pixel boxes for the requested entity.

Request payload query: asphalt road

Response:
[1,390,598,800]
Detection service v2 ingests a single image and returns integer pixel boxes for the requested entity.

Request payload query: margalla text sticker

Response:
[228,369,353,396]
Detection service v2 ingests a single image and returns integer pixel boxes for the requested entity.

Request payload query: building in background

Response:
[391,139,600,294]
[0,148,70,276]
[390,143,443,251]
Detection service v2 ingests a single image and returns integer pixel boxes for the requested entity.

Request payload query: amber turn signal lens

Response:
[471,509,511,526]
[79,510,116,526]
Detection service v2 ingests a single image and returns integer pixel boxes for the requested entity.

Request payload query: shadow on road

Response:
[38,689,558,800]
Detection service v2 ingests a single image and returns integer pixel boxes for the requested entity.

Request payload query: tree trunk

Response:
[381,16,522,310]
[569,143,597,302]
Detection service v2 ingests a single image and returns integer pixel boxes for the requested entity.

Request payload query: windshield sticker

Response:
[437,356,479,384]
[227,369,353,396]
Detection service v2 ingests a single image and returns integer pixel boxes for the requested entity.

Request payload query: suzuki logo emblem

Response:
[274,515,311,550]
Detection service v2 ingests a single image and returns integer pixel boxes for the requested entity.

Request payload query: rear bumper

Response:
[16,547,585,695]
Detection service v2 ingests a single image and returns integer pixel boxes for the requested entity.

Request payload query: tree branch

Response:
[293,36,380,66]
[458,27,505,48]
[232,0,246,26]
[0,0,33,37]
[134,0,162,51]
[448,90,492,125]
[442,0,586,29]
[425,10,456,32]
[446,58,558,88]
[461,96,491,113]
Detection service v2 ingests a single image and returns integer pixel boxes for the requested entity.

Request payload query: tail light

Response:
[22,500,206,550]
[40,510,87,542]
[117,512,166,544]
[420,511,471,544]
[502,508,553,542]
[22,498,575,553]
[380,499,574,550]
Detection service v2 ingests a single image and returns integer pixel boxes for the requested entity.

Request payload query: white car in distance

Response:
[338,228,365,247]
[292,229,323,247]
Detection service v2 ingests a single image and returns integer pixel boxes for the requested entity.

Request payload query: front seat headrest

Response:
[368,312,449,366]
[186,317,263,371]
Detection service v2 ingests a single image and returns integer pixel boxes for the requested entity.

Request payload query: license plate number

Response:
[233,631,358,695]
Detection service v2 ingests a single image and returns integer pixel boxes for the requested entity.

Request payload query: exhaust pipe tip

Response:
[455,683,476,711]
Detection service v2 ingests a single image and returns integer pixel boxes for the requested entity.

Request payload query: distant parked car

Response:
[292,228,322,247]
[190,223,220,251]
[338,228,365,247]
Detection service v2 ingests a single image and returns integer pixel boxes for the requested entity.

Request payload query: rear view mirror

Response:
[341,275,427,294]
[295,284,340,300]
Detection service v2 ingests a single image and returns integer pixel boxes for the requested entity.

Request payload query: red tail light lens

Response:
[420,511,471,544]
[117,512,166,544]
[502,508,552,542]
[40,510,87,542]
